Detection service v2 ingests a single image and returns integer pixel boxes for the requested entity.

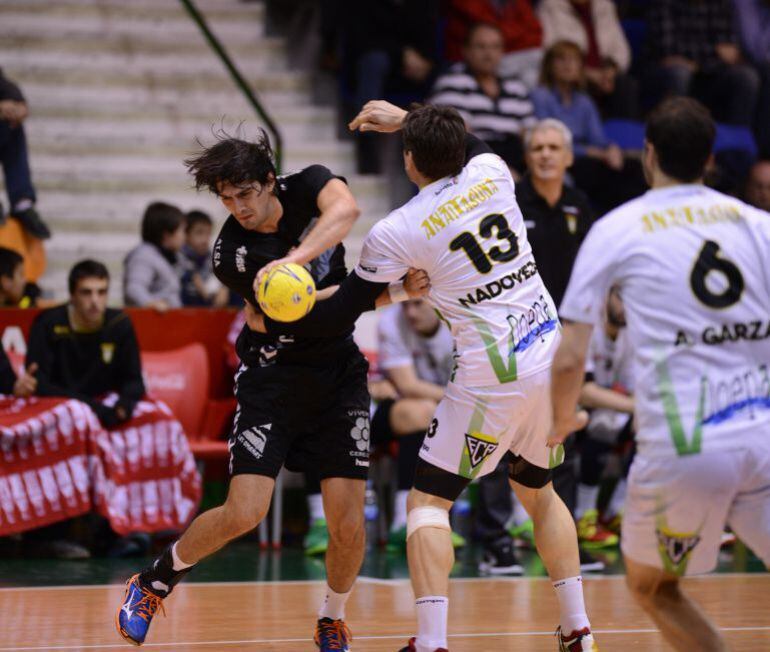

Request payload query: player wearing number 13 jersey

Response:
[260,102,597,652]
[553,98,770,652]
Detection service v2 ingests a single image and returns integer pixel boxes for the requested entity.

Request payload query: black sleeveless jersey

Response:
[212,165,356,368]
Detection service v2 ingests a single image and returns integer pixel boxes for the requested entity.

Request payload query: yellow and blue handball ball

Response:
[257,262,316,322]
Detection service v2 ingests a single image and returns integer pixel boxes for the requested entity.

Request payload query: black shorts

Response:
[228,352,371,481]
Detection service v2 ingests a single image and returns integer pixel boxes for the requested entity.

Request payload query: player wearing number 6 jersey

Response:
[254,102,598,652]
[551,97,770,652]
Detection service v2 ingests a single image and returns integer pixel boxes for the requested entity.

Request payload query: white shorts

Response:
[418,368,559,481]
[622,444,770,576]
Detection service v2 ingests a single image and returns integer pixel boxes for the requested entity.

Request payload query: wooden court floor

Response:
[1,575,769,651]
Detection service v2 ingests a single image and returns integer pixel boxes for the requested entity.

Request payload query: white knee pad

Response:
[406,506,451,540]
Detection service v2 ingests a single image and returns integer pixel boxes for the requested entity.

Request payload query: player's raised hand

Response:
[348,100,408,134]
[547,409,589,448]
[404,267,431,298]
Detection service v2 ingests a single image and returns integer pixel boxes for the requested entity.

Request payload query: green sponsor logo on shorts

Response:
[548,444,565,469]
[655,352,705,456]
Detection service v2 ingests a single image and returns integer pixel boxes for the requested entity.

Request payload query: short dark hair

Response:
[69,259,109,294]
[402,104,466,181]
[184,129,276,195]
[0,247,23,280]
[464,22,504,47]
[185,209,213,233]
[141,202,185,247]
[646,97,715,183]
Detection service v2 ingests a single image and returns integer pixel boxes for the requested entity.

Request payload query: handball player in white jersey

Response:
[254,102,598,652]
[551,97,770,652]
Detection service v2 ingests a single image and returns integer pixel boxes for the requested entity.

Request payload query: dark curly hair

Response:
[185,129,276,195]
[402,104,466,181]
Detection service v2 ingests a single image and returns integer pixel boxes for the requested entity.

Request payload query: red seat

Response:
[141,344,231,462]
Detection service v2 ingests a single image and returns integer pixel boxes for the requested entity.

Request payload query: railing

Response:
[179,0,283,172]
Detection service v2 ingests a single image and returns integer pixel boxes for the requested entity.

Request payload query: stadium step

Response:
[0,0,391,302]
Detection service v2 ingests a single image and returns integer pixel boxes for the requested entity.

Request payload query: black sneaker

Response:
[479,539,524,575]
[13,206,51,239]
[579,548,605,572]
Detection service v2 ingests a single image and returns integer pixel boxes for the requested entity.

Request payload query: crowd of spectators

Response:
[325,0,770,210]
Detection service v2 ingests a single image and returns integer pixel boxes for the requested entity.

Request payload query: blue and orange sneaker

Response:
[116,574,165,646]
[315,617,352,651]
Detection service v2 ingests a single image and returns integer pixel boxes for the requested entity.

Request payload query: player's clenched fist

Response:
[348,100,407,134]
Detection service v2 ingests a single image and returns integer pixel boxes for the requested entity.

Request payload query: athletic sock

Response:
[392,489,409,531]
[415,595,448,651]
[576,483,600,521]
[553,576,591,634]
[139,542,194,597]
[318,584,351,621]
[307,492,325,522]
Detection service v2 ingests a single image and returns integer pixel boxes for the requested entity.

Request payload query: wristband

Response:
[388,281,410,303]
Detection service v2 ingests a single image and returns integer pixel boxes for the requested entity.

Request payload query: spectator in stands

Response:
[0,247,27,307]
[444,0,543,89]
[0,346,36,397]
[537,0,639,118]
[745,159,770,212]
[478,117,605,572]
[519,119,595,307]
[180,210,227,307]
[124,202,185,310]
[371,300,460,549]
[340,0,440,173]
[431,22,536,175]
[532,40,647,213]
[0,68,50,240]
[646,0,759,127]
[27,259,145,430]
[734,0,770,155]
[24,260,146,559]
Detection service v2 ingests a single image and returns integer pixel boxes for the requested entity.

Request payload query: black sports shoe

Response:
[579,548,605,572]
[479,539,524,575]
[13,206,50,239]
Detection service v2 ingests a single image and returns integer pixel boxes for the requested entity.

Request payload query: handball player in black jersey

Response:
[116,131,426,651]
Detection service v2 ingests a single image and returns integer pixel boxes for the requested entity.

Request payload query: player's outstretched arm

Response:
[349,100,493,164]
[348,100,407,133]
[255,178,360,286]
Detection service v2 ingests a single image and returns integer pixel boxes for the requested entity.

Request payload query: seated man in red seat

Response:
[26,259,144,428]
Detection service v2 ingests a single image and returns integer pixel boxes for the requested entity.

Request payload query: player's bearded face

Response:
[217,179,275,231]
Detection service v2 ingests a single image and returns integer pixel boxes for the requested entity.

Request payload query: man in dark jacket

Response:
[26,259,145,428]
[0,68,50,239]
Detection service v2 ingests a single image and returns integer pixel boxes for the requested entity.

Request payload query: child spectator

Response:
[0,246,38,307]
[123,202,185,310]
[180,210,227,307]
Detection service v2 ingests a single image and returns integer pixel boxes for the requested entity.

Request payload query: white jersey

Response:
[357,153,559,387]
[584,325,635,441]
[561,184,770,458]
[377,305,455,386]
